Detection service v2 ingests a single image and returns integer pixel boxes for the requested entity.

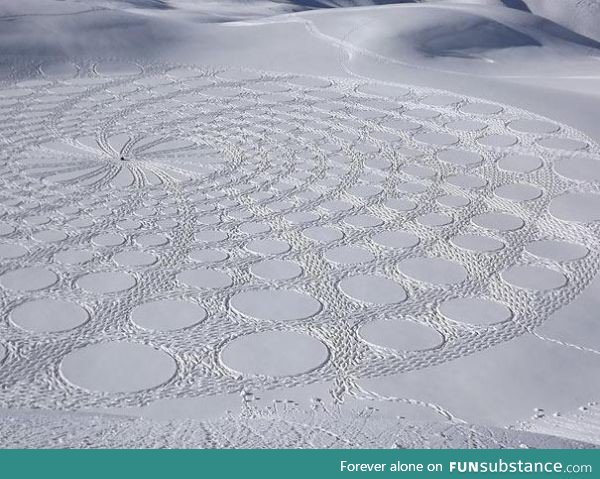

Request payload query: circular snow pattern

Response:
[231,289,321,321]
[250,259,303,281]
[359,319,443,351]
[189,248,229,263]
[246,239,291,255]
[554,157,600,182]
[0,63,599,411]
[77,271,136,294]
[1,267,58,292]
[131,299,206,331]
[451,234,504,253]
[472,212,524,231]
[113,250,157,266]
[11,299,89,333]
[501,266,567,291]
[92,233,125,247]
[177,268,232,289]
[220,331,329,377]
[494,183,542,202]
[525,240,588,262]
[303,226,344,242]
[399,257,468,285]
[509,119,559,134]
[0,243,28,259]
[339,275,406,305]
[60,342,176,393]
[324,245,374,264]
[55,250,94,265]
[371,231,419,249]
[498,154,542,173]
[549,193,600,222]
[0,223,15,236]
[438,298,512,326]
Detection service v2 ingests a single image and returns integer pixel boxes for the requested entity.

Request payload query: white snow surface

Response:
[1,0,600,448]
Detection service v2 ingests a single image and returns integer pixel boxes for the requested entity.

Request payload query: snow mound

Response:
[304,3,600,75]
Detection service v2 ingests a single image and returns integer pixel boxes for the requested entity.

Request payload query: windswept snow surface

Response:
[1,0,600,448]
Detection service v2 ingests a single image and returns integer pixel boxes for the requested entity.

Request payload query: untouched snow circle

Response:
[339,275,407,305]
[60,342,177,393]
[0,267,58,292]
[358,319,443,352]
[11,299,89,333]
[438,298,512,326]
[398,257,468,286]
[230,290,322,321]
[131,300,206,332]
[177,268,233,289]
[220,331,329,377]
[76,271,136,294]
[549,193,600,222]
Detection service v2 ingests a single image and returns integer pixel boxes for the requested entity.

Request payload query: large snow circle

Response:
[221,331,329,377]
[60,342,176,393]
